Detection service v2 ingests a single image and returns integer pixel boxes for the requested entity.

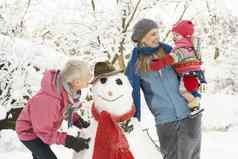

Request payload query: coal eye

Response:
[116,79,123,85]
[100,78,107,84]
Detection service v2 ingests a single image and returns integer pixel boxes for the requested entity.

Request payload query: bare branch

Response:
[91,0,96,12]
[111,54,119,64]
[112,0,142,70]
[20,0,31,28]
[122,0,142,33]
[162,1,191,42]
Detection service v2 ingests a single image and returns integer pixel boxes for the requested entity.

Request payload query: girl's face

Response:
[70,79,89,91]
[172,32,183,42]
[141,28,160,48]
[70,73,92,91]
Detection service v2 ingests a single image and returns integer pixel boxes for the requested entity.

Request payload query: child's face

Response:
[70,73,92,91]
[141,28,160,48]
[172,32,183,42]
[71,79,89,91]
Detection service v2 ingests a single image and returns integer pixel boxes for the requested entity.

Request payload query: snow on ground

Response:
[0,94,238,159]
[0,129,74,159]
[139,93,238,158]
[201,94,238,131]
[0,127,237,159]
[202,129,238,158]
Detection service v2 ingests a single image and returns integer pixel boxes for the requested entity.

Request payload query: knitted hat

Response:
[172,20,194,38]
[131,19,158,43]
[90,61,122,84]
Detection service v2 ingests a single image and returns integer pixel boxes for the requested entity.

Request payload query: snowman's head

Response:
[91,73,133,116]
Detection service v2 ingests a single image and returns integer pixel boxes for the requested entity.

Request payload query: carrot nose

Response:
[108,91,113,96]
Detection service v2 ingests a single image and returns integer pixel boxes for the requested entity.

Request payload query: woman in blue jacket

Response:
[126,19,201,159]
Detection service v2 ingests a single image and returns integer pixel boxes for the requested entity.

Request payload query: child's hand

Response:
[199,83,207,93]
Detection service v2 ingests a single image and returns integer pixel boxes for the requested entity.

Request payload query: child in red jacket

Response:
[150,20,206,117]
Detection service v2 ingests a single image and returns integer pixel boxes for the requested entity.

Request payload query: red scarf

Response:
[92,104,135,159]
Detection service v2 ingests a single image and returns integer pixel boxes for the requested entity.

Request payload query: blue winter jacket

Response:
[125,43,190,125]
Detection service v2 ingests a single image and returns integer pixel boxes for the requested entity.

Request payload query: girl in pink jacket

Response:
[16,59,92,159]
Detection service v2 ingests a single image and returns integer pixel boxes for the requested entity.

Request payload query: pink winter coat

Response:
[16,70,78,145]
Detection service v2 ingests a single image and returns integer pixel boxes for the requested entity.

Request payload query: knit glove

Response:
[150,58,166,71]
[120,119,134,133]
[73,113,90,129]
[65,135,90,152]
[150,55,174,71]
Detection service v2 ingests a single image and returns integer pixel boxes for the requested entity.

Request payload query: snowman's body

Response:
[73,73,162,159]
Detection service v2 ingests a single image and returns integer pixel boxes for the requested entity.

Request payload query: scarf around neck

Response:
[125,42,172,120]
[92,103,135,159]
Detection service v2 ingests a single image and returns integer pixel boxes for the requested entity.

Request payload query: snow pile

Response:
[201,94,238,131]
[201,130,238,158]
[0,130,26,152]
[0,129,73,159]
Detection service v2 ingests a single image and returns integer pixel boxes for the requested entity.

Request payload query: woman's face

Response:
[141,28,160,48]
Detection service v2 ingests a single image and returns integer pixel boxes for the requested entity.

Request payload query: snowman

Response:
[73,61,162,159]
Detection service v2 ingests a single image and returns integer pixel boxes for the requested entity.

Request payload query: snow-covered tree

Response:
[1,0,238,129]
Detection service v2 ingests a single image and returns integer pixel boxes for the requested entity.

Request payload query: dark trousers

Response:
[156,115,202,159]
[21,138,57,159]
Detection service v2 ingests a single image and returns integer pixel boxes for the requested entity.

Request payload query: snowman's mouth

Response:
[98,94,124,102]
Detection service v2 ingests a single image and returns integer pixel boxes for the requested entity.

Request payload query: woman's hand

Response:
[65,135,90,152]
[73,113,90,129]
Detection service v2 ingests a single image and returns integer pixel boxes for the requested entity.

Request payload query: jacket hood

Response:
[40,70,62,99]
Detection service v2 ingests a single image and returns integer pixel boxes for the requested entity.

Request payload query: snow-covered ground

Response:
[0,94,238,159]
[1,128,237,159]
[202,129,238,158]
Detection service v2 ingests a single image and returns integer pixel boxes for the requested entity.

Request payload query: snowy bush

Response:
[0,35,67,116]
